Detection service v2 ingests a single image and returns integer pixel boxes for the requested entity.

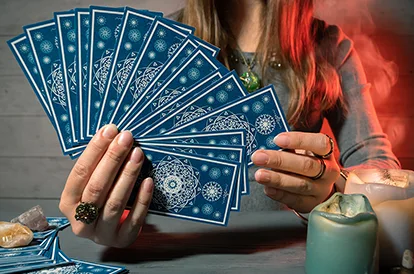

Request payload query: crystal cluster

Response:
[0,221,33,248]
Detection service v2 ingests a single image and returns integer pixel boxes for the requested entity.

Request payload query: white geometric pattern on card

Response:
[174,105,212,127]
[47,61,66,108]
[112,52,136,94]
[152,156,201,212]
[204,111,257,155]
[68,59,77,94]
[155,86,185,109]
[131,61,163,100]
[202,181,223,202]
[92,50,113,95]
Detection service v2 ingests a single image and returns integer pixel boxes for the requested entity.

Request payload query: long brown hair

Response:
[177,0,343,128]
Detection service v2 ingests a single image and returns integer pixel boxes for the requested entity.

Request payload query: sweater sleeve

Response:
[324,25,400,169]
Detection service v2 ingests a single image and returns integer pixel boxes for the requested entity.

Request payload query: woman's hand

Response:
[59,124,154,248]
[251,132,340,213]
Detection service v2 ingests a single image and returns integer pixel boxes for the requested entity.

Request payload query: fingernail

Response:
[265,187,277,196]
[252,151,269,165]
[118,131,133,147]
[255,170,270,183]
[130,147,143,164]
[143,178,154,193]
[102,124,118,139]
[274,134,290,147]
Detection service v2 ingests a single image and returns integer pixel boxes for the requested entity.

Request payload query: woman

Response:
[59,0,400,247]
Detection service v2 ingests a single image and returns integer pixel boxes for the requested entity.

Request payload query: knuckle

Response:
[86,182,104,199]
[121,166,140,180]
[298,180,311,193]
[137,196,151,208]
[321,133,329,149]
[303,158,317,174]
[105,199,124,215]
[270,154,283,169]
[89,139,106,154]
[105,148,124,164]
[72,161,90,181]
[71,225,89,238]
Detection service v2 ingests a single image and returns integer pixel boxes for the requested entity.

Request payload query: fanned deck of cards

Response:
[0,217,127,273]
[8,6,290,227]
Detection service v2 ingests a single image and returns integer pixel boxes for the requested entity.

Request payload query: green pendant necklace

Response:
[237,49,261,93]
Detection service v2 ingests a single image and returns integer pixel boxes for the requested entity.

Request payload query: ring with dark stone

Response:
[75,202,99,224]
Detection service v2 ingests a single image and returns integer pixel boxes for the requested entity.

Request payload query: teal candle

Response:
[305,193,378,274]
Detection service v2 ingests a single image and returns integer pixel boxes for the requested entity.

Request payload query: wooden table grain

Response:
[0,198,307,274]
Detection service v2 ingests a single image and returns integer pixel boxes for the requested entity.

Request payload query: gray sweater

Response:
[169,13,401,211]
[230,23,400,211]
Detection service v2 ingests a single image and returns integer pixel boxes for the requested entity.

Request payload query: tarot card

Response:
[55,11,79,144]
[120,47,229,130]
[24,20,86,155]
[126,70,224,135]
[33,217,70,239]
[96,7,161,130]
[0,233,55,260]
[136,129,249,194]
[138,145,239,226]
[139,141,246,211]
[166,85,290,165]
[75,8,90,141]
[7,34,52,119]
[0,237,71,274]
[85,6,125,139]
[24,256,126,274]
[136,70,246,137]
[109,17,194,126]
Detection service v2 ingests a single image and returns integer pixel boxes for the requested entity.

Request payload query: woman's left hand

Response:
[251,132,340,213]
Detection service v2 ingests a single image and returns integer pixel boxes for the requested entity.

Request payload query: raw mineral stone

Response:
[0,221,34,248]
[10,205,49,231]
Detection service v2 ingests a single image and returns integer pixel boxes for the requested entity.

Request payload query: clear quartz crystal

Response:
[0,221,33,248]
[352,169,410,188]
[318,193,369,218]
[10,205,49,231]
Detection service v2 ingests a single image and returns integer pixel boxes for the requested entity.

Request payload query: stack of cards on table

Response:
[0,217,127,274]
[7,6,289,226]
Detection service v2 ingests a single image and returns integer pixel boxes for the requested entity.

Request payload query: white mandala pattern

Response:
[128,29,141,42]
[202,204,213,215]
[252,101,264,113]
[157,29,166,38]
[148,51,156,59]
[27,53,34,64]
[40,40,53,54]
[222,167,231,176]
[129,18,138,27]
[266,136,277,148]
[204,111,257,154]
[34,32,43,41]
[97,41,105,49]
[109,100,116,107]
[192,207,200,214]
[231,137,240,144]
[124,42,132,50]
[213,211,221,220]
[188,68,200,80]
[83,18,90,27]
[207,96,215,104]
[63,20,72,29]
[175,105,208,127]
[67,30,76,42]
[201,164,209,172]
[99,27,112,40]
[242,105,250,112]
[43,56,52,65]
[61,114,68,122]
[209,168,221,179]
[152,156,200,212]
[255,114,276,135]
[131,62,162,100]
[113,53,135,92]
[19,44,29,53]
[202,181,223,202]
[216,90,228,103]
[225,83,234,91]
[179,76,187,84]
[262,95,271,103]
[154,39,167,52]
[97,16,106,25]
[195,58,204,67]
[67,44,75,53]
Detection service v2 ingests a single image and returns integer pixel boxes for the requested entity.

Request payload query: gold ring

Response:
[75,202,99,224]
[310,158,326,180]
[315,134,334,159]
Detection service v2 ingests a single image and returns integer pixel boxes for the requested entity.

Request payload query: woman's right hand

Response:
[59,124,154,248]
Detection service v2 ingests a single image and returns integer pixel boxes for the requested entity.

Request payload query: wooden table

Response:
[0,198,307,273]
